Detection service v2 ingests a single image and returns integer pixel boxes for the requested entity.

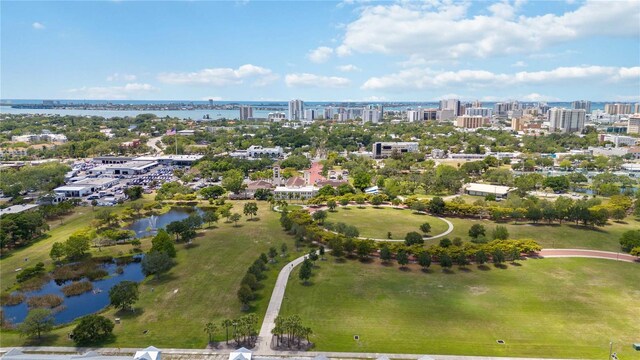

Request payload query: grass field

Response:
[0,201,300,348]
[443,216,638,252]
[325,207,449,240]
[280,258,640,358]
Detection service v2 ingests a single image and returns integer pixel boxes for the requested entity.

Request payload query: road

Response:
[146,136,164,155]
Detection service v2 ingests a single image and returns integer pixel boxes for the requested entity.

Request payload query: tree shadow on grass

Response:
[510,261,522,267]
[342,207,352,210]
[398,266,411,272]
[184,243,200,249]
[115,307,145,320]
[441,268,455,274]
[146,273,179,285]
[494,263,508,269]
[567,224,608,233]
[380,261,393,267]
[458,266,472,272]
[359,257,374,264]
[246,217,261,222]
[420,268,433,274]
[22,333,61,346]
[333,257,347,263]
[477,264,491,271]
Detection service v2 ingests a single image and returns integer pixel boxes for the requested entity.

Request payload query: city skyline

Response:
[1,0,639,102]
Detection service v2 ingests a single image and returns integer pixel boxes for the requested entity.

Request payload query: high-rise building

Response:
[628,114,640,134]
[440,98,462,116]
[455,115,489,129]
[288,99,304,120]
[634,104,640,113]
[571,100,591,114]
[548,108,586,133]
[372,142,419,159]
[465,107,493,117]
[472,100,482,108]
[604,103,633,115]
[493,102,511,117]
[323,107,334,120]
[268,112,286,122]
[407,110,420,122]
[420,108,438,121]
[304,109,316,122]
[239,106,253,121]
[362,105,383,124]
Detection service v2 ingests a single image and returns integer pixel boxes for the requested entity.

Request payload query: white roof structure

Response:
[134,346,161,360]
[228,347,251,360]
[0,204,39,216]
[465,183,513,196]
[1,349,133,360]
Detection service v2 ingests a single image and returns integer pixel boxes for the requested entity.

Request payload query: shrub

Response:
[27,294,63,309]
[0,292,26,306]
[16,263,46,283]
[61,281,93,297]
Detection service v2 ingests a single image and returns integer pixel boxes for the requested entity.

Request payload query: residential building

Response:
[323,107,334,120]
[239,106,253,120]
[431,148,446,158]
[627,114,640,134]
[465,107,493,117]
[511,117,524,132]
[268,112,286,122]
[11,133,67,143]
[437,109,456,121]
[420,108,438,121]
[455,115,489,129]
[288,99,304,120]
[604,103,633,115]
[548,108,586,133]
[362,105,383,124]
[372,142,419,159]
[571,100,592,114]
[274,185,318,200]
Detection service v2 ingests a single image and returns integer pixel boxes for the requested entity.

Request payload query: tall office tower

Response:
[239,105,253,120]
[304,109,316,122]
[362,105,383,124]
[472,100,482,108]
[493,102,510,116]
[288,99,304,120]
[406,110,420,122]
[323,107,334,120]
[571,100,591,114]
[548,108,586,133]
[440,98,462,116]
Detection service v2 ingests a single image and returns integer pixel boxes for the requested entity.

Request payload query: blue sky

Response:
[1,0,639,102]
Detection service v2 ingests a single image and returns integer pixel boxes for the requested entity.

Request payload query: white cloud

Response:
[613,95,640,102]
[66,83,158,100]
[337,1,639,60]
[308,46,334,63]
[522,93,560,102]
[106,73,137,82]
[337,64,361,72]
[511,61,527,68]
[32,22,45,30]
[285,73,351,88]
[157,64,277,86]
[361,65,640,91]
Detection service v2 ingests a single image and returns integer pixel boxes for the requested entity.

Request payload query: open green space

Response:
[325,207,449,240]
[281,258,640,358]
[444,216,637,252]
[1,201,299,348]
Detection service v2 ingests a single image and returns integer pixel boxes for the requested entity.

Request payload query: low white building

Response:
[54,177,118,197]
[602,134,638,147]
[464,183,513,198]
[0,204,40,216]
[88,161,157,176]
[274,185,318,200]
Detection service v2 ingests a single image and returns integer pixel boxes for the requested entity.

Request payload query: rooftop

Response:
[0,204,39,215]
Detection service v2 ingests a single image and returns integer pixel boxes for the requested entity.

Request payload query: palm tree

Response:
[221,319,232,344]
[204,321,216,344]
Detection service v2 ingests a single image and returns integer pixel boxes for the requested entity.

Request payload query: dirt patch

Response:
[468,286,488,295]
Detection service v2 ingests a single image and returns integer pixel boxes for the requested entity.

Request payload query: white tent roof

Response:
[228,348,252,360]
[134,346,160,360]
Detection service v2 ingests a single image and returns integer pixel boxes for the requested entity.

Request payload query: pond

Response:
[127,207,204,238]
[2,258,144,325]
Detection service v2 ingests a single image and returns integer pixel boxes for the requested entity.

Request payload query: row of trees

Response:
[207,314,260,348]
[237,254,271,310]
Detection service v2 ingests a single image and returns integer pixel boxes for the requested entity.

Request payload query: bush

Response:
[72,315,114,345]
[619,230,640,253]
[61,281,93,297]
[0,292,26,306]
[16,263,46,283]
[27,294,63,309]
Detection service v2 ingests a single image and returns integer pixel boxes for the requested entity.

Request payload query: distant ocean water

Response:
[0,99,608,120]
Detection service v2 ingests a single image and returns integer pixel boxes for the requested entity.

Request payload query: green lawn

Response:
[443,216,638,252]
[325,207,449,240]
[0,201,300,348]
[281,258,640,358]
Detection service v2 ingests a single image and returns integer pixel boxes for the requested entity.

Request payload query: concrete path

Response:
[255,253,311,353]
[146,136,164,155]
[308,204,454,242]
[538,248,638,263]
[0,347,582,360]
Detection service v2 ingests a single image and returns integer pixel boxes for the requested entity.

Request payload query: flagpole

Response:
[175,128,178,155]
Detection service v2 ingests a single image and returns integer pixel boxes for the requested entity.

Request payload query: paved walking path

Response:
[538,248,638,263]
[255,253,312,353]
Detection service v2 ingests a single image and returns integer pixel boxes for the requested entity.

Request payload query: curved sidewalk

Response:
[256,252,310,353]
[538,248,639,263]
